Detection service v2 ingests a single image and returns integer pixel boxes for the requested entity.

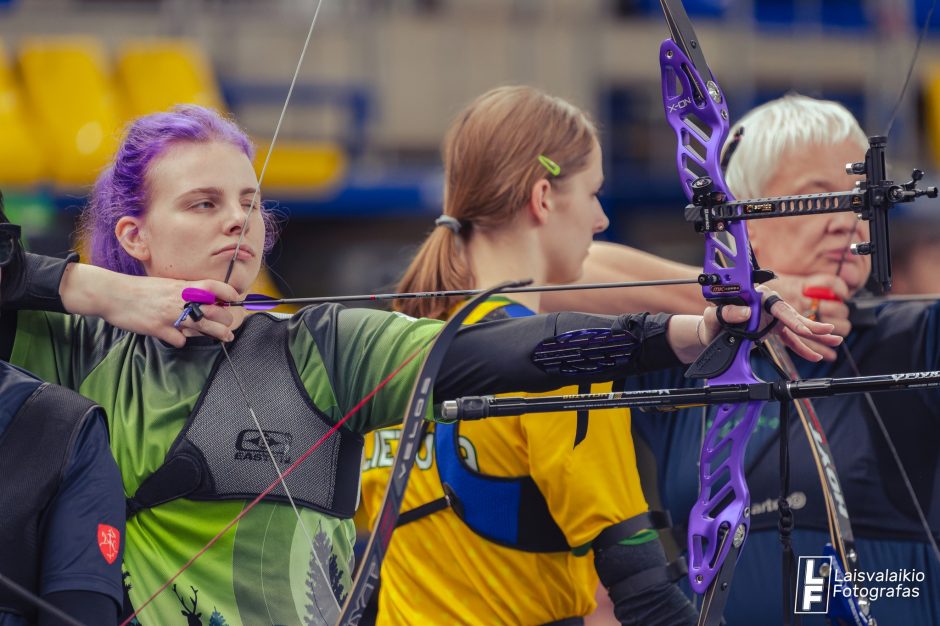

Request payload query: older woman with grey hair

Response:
[555,93,939,626]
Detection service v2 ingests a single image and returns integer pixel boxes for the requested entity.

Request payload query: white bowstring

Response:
[218,0,341,617]
[225,0,325,284]
[220,343,340,616]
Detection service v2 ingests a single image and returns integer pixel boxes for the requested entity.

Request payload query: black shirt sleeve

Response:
[1,252,80,359]
[2,252,76,313]
[434,311,679,400]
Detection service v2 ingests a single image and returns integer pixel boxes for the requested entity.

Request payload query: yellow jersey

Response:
[358,297,649,625]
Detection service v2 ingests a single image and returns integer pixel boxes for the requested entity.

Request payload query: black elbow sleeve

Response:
[594,536,697,626]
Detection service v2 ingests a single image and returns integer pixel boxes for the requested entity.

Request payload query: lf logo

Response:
[795,555,832,614]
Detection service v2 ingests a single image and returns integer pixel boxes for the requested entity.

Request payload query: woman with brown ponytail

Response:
[358,86,831,626]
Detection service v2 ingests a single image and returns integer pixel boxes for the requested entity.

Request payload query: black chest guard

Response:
[126,313,363,519]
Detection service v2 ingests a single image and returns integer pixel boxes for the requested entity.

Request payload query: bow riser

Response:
[689,399,763,596]
[661,40,755,309]
[661,36,765,600]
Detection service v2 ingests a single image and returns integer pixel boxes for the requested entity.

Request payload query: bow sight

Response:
[687,135,938,295]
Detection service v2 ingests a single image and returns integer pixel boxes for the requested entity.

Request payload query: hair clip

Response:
[538,155,561,177]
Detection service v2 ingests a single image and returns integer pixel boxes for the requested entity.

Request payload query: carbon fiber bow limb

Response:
[761,338,874,624]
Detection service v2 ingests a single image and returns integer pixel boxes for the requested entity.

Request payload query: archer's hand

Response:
[767,272,851,335]
[701,286,843,363]
[764,273,850,361]
[101,273,238,347]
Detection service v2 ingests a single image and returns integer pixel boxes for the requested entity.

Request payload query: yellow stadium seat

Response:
[115,38,346,192]
[924,65,940,169]
[18,37,122,187]
[0,40,46,185]
[255,140,347,193]
[116,39,223,115]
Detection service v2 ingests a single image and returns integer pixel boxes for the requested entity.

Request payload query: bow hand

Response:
[691,287,841,368]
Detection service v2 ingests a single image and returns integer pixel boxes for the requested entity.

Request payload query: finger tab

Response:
[802,286,841,301]
[181,287,218,304]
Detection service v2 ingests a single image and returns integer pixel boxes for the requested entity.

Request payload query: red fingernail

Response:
[802,286,840,301]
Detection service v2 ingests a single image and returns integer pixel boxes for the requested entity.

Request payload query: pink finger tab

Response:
[181,287,217,304]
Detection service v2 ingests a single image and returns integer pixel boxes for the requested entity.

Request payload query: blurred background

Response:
[2,0,940,300]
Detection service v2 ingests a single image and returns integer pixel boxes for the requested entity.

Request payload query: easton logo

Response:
[235,429,293,463]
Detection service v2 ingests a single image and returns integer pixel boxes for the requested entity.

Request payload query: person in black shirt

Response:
[0,199,125,626]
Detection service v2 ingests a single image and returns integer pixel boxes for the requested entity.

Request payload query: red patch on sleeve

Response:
[97,523,121,565]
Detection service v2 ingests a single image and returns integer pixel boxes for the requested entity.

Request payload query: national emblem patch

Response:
[97,523,121,565]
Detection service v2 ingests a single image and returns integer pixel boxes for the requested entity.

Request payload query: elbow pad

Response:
[593,513,697,626]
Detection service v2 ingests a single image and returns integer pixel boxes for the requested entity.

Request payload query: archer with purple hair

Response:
[0,103,836,625]
[81,105,279,279]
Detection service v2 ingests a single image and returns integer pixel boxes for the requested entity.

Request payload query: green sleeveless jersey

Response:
[11,305,441,626]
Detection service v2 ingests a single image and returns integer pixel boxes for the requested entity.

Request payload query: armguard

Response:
[593,514,697,626]
[532,328,640,375]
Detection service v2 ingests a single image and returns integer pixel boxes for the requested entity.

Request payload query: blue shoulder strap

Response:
[432,300,572,552]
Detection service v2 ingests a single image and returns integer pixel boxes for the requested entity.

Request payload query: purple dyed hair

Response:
[80,105,279,275]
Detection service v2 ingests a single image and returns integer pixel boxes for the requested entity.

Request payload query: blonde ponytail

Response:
[395,86,596,320]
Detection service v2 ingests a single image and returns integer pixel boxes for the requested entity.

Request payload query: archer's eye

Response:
[241,196,262,212]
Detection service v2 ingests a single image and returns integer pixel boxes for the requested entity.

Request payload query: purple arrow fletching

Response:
[181,287,218,305]
[242,293,279,311]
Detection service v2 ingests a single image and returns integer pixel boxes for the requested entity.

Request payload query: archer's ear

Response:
[526,178,553,226]
[115,216,150,262]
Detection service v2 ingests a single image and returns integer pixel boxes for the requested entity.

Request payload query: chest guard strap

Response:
[396,300,571,552]
[433,419,571,552]
[126,313,363,519]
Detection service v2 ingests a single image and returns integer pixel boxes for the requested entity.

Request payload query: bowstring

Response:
[224,0,325,284]
[840,345,940,564]
[822,0,940,567]
[832,222,939,568]
[218,0,337,618]
[155,0,339,620]
[219,342,339,618]
[883,0,937,138]
[120,339,431,625]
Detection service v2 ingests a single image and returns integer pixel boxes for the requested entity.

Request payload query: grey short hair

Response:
[723,93,868,199]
